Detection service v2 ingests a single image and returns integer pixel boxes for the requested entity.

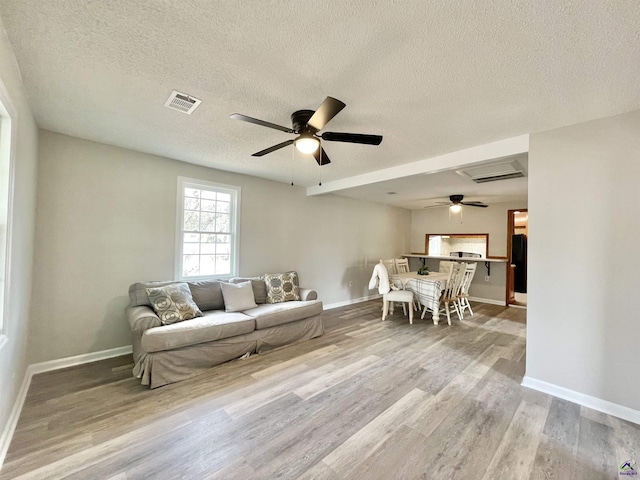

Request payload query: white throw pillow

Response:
[220,281,258,312]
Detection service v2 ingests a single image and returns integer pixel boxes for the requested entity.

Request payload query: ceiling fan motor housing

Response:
[450,194,464,204]
[291,110,316,133]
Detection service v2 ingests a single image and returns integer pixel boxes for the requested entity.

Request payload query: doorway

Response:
[506,209,528,307]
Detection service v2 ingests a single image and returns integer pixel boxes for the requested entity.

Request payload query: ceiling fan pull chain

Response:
[319,150,323,186]
[291,144,295,186]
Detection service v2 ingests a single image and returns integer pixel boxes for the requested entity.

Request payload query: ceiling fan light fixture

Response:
[294,135,320,154]
[450,204,462,213]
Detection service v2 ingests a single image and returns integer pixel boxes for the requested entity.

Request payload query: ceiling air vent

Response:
[164,90,201,115]
[457,160,525,184]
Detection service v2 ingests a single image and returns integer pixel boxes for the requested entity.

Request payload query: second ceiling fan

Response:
[231,96,382,166]
[427,195,489,212]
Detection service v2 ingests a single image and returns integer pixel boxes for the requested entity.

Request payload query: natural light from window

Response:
[0,84,15,343]
[176,177,240,280]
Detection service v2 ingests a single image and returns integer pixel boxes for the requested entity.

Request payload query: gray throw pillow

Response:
[146,283,203,325]
[220,281,258,312]
[264,271,301,304]
[230,277,267,304]
[188,280,225,311]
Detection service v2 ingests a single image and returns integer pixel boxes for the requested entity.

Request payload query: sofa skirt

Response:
[133,314,324,388]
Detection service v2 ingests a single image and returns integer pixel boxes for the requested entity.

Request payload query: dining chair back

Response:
[439,260,456,275]
[457,262,477,318]
[438,262,466,325]
[381,258,397,275]
[394,258,410,273]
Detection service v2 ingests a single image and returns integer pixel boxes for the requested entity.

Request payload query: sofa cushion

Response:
[146,283,203,325]
[220,281,257,312]
[264,271,301,304]
[188,280,225,311]
[141,310,256,353]
[230,277,267,304]
[243,300,323,330]
[129,280,177,307]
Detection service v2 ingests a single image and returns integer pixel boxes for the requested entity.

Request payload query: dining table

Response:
[390,271,450,325]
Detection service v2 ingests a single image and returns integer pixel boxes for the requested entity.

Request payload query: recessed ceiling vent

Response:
[457,160,525,183]
[164,90,201,115]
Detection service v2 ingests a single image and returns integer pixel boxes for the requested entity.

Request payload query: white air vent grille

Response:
[457,160,525,184]
[164,90,201,115]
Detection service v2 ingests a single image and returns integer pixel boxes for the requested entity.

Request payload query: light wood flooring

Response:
[2,301,638,479]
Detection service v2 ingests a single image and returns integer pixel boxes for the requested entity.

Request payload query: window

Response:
[0,81,16,343]
[176,177,240,280]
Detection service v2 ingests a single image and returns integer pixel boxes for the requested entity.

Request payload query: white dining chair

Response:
[457,262,477,318]
[394,258,410,274]
[438,262,466,325]
[372,262,414,324]
[383,287,415,324]
[439,260,456,275]
[381,258,397,275]
[394,257,421,309]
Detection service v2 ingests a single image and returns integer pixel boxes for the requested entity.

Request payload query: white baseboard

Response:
[28,345,133,375]
[469,296,506,306]
[324,294,382,310]
[522,376,640,426]
[0,369,31,470]
[0,345,133,471]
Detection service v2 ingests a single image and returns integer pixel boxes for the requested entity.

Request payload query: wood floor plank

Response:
[481,396,551,480]
[1,300,635,480]
[249,344,340,379]
[223,362,338,418]
[293,354,382,400]
[573,416,617,480]
[322,387,432,476]
[543,397,581,446]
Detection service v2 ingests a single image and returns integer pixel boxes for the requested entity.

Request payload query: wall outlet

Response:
[484,275,490,282]
[348,281,353,287]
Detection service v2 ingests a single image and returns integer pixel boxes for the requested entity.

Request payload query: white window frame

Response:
[175,177,241,280]
[0,78,17,350]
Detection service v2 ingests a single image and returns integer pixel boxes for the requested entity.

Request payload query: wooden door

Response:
[506,209,528,306]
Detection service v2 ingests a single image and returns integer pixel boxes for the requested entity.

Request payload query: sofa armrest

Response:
[126,305,161,334]
[299,288,317,301]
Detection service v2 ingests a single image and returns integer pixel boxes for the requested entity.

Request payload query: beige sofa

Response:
[125,277,324,388]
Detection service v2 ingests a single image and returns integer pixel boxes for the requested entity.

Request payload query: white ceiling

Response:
[1,1,639,208]
[337,154,529,209]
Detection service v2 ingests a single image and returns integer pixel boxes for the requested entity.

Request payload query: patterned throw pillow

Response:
[146,283,203,325]
[264,271,301,304]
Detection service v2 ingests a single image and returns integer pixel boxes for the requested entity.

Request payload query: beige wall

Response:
[0,21,38,449]
[527,109,640,411]
[29,131,411,363]
[410,200,527,302]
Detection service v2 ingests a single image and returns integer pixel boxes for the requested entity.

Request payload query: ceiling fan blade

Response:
[307,97,346,131]
[321,132,383,145]
[251,140,294,157]
[461,202,488,208]
[312,146,331,166]
[423,204,449,209]
[230,113,295,133]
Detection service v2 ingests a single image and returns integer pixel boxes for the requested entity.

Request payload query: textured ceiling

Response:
[337,155,529,209]
[1,1,639,204]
